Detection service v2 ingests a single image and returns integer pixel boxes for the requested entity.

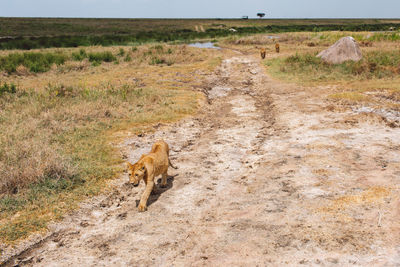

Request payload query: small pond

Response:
[188,42,221,49]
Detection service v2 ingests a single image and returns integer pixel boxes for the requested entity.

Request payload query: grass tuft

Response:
[0,82,17,96]
[117,48,125,57]
[71,48,87,61]
[87,51,116,63]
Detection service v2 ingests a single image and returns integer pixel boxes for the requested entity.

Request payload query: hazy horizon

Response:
[1,0,400,19]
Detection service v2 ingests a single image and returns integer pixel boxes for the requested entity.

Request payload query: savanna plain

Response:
[0,18,400,266]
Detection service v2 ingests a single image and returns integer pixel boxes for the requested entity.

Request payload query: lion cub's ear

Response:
[127,162,135,169]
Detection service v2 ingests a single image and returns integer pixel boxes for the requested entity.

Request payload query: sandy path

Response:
[4,54,400,266]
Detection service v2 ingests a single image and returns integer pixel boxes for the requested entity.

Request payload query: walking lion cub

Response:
[127,140,177,212]
[260,48,266,59]
[275,43,280,53]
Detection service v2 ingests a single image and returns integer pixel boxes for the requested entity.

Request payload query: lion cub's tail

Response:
[169,158,178,169]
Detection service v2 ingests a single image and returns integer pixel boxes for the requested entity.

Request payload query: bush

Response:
[87,51,116,63]
[0,83,17,96]
[117,48,125,56]
[150,57,166,65]
[0,52,68,73]
[72,48,87,61]
[0,49,123,74]
[151,45,164,51]
[124,54,132,62]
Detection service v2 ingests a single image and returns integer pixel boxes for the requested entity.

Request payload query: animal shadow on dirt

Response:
[135,174,178,208]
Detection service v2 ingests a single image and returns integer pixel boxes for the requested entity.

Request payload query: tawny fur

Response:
[260,48,266,59]
[127,140,177,212]
[275,43,280,53]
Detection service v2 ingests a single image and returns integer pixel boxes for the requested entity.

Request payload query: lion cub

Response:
[127,140,177,212]
[275,43,280,53]
[260,48,266,59]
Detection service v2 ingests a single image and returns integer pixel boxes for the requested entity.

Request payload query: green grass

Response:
[87,51,116,63]
[0,52,68,73]
[71,48,118,64]
[71,48,87,61]
[368,32,400,42]
[0,50,120,74]
[309,31,400,45]
[0,44,192,74]
[267,51,400,82]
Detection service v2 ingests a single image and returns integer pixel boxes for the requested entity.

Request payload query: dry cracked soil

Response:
[2,53,400,266]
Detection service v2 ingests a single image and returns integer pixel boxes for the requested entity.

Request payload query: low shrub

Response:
[71,48,87,61]
[0,83,17,96]
[0,52,68,73]
[87,51,116,63]
[151,45,164,51]
[124,54,132,62]
[117,48,125,56]
[150,57,166,65]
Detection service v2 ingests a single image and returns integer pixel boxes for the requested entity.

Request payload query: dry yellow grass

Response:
[0,43,223,245]
[318,186,390,220]
[329,92,371,103]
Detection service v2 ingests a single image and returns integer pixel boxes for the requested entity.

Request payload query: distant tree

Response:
[257,13,266,19]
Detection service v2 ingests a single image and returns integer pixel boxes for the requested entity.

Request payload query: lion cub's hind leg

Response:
[160,172,168,188]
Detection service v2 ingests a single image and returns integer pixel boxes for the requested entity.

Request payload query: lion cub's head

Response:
[127,161,146,187]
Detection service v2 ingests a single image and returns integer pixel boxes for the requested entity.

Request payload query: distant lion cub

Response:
[275,43,280,53]
[127,140,177,212]
[260,48,266,59]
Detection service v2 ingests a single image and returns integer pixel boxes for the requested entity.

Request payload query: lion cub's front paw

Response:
[138,204,147,212]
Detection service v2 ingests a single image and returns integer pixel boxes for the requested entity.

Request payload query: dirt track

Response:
[4,53,400,266]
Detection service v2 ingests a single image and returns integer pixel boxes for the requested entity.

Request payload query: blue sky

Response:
[0,0,399,18]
